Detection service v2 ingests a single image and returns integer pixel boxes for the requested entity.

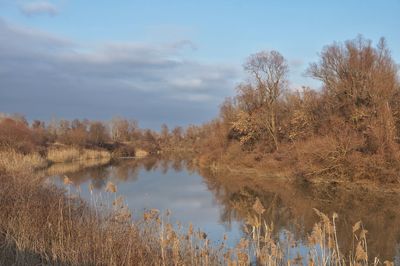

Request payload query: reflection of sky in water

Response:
[49,162,333,260]
[52,163,244,247]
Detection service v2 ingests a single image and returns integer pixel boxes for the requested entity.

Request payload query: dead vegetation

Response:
[47,146,111,163]
[0,149,48,174]
[167,36,400,185]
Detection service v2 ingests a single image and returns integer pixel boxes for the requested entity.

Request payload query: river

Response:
[47,156,400,263]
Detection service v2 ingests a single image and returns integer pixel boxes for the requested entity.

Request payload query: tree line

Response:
[173,36,400,183]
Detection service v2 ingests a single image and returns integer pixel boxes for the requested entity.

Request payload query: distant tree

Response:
[0,118,36,153]
[110,117,125,142]
[160,123,170,146]
[141,129,159,153]
[128,120,138,140]
[185,125,199,142]
[32,120,45,129]
[10,113,28,126]
[58,120,71,135]
[63,127,88,147]
[110,117,137,142]
[71,119,87,131]
[160,124,169,138]
[172,126,183,144]
[88,122,109,146]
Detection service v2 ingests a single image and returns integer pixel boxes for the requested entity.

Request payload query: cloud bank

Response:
[20,1,58,16]
[0,19,239,128]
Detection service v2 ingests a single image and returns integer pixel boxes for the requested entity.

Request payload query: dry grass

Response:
[0,149,47,174]
[47,147,111,163]
[135,148,149,158]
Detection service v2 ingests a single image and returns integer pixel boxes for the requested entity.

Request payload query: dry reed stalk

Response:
[105,181,117,193]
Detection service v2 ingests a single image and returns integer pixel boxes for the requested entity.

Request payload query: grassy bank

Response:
[0,146,112,176]
[0,149,48,174]
[47,146,111,163]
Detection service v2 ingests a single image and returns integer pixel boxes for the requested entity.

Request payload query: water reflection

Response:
[49,156,400,262]
[198,167,400,262]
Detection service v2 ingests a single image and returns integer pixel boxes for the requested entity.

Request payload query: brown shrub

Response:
[111,143,136,158]
[0,118,38,154]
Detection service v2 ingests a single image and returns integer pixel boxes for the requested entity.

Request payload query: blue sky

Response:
[0,0,399,128]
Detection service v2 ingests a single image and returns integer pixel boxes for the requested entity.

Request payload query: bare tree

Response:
[110,117,137,142]
[242,50,289,150]
[111,117,125,142]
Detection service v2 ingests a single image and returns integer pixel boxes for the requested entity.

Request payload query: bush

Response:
[0,118,38,154]
[112,144,136,158]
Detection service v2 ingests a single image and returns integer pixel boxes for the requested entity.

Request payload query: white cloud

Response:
[20,1,58,16]
[170,78,203,89]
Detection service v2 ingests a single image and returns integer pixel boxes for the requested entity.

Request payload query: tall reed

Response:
[0,149,47,174]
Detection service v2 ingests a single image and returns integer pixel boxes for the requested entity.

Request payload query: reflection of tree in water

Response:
[160,152,196,174]
[88,166,110,180]
[200,172,297,240]
[160,159,169,174]
[199,167,400,262]
[109,157,160,181]
[114,164,131,181]
[143,157,159,171]
[85,166,110,190]
[91,176,106,190]
[55,162,111,187]
[171,159,183,172]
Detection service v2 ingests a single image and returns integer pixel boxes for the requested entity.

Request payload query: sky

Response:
[0,0,399,129]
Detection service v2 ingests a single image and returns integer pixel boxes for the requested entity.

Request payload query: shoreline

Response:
[196,158,400,194]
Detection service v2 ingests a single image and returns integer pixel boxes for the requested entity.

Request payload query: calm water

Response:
[47,157,400,262]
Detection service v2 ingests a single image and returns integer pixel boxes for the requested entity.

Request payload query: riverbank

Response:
[189,137,400,195]
[0,143,153,177]
[197,156,400,195]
